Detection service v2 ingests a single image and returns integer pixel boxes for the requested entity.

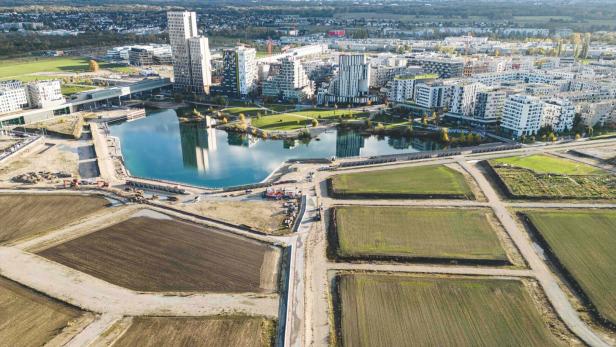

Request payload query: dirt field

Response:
[0,276,85,347]
[0,138,80,182]
[524,210,616,326]
[0,136,19,152]
[39,214,280,293]
[182,199,289,234]
[333,206,508,263]
[335,274,572,347]
[0,194,109,244]
[112,316,275,347]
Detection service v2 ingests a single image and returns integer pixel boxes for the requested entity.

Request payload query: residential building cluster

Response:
[0,80,64,114]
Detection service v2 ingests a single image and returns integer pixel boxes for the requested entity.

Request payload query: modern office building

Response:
[262,56,314,101]
[220,46,257,97]
[167,11,212,94]
[26,80,65,108]
[0,80,28,114]
[500,94,544,137]
[318,54,375,105]
[128,45,172,66]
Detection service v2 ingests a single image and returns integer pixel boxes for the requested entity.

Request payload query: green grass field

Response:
[525,210,616,325]
[250,114,311,131]
[330,165,474,199]
[222,107,262,116]
[0,57,93,80]
[333,206,507,263]
[492,154,605,175]
[336,274,566,347]
[290,108,363,120]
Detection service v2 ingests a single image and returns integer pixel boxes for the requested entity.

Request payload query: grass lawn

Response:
[330,165,474,199]
[251,114,311,131]
[0,57,92,79]
[222,107,263,117]
[336,274,566,347]
[291,108,363,120]
[492,154,605,175]
[333,206,507,263]
[61,85,96,96]
[524,209,616,325]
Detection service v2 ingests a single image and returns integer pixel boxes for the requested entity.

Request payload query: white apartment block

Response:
[449,81,484,116]
[27,80,65,108]
[541,98,575,133]
[0,80,28,114]
[387,74,437,103]
[262,56,313,101]
[167,11,211,94]
[414,82,451,109]
[236,46,257,96]
[501,94,544,137]
[473,88,508,122]
[577,99,616,126]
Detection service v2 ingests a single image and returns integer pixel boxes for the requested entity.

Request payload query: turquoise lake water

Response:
[109,109,441,188]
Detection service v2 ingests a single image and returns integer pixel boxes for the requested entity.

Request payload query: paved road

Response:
[459,160,610,347]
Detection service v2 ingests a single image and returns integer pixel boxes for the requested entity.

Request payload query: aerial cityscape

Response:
[0,0,615,346]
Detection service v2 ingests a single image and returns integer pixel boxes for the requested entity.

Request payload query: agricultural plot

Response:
[332,206,508,264]
[39,213,280,293]
[524,210,616,326]
[330,165,474,199]
[335,274,569,347]
[0,276,85,347]
[488,155,615,200]
[0,194,109,244]
[113,316,275,347]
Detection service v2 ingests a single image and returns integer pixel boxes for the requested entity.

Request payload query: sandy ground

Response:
[182,199,290,234]
[0,135,19,152]
[0,138,80,183]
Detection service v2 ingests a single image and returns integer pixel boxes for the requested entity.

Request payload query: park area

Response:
[112,316,275,347]
[523,209,616,326]
[488,154,615,199]
[329,165,474,199]
[0,194,109,244]
[0,276,88,347]
[38,212,280,293]
[332,206,509,264]
[334,274,572,347]
[0,56,120,81]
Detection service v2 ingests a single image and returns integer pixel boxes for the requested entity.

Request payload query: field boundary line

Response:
[327,263,534,277]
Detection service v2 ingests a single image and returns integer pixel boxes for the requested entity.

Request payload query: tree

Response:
[88,60,99,72]
[311,118,318,127]
[375,122,385,133]
[439,128,450,143]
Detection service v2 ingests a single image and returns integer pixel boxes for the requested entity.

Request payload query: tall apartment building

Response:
[577,99,616,126]
[449,81,484,116]
[318,54,374,105]
[541,98,575,133]
[387,73,437,103]
[27,80,65,108]
[500,94,544,137]
[262,56,314,101]
[413,57,464,78]
[337,54,371,99]
[0,80,28,114]
[414,81,451,109]
[220,46,257,97]
[473,88,508,124]
[167,11,211,94]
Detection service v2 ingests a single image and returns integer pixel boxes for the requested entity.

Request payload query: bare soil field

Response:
[39,214,280,293]
[0,276,86,347]
[0,194,109,244]
[182,199,289,234]
[334,273,576,347]
[0,138,80,182]
[112,316,275,347]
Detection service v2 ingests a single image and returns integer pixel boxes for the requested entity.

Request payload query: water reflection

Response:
[178,121,217,173]
[109,109,442,188]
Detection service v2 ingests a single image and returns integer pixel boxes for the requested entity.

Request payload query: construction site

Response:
[0,110,615,347]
